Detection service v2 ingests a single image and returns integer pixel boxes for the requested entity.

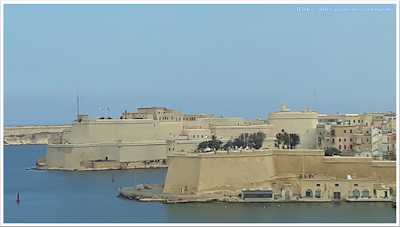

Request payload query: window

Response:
[193,135,195,138]
[344,130,346,133]
[350,138,353,142]
[197,135,199,138]
[168,148,171,151]
[353,120,355,123]
[306,189,313,197]
[335,184,339,187]
[339,138,341,142]
[354,184,358,187]
[332,138,335,143]
[339,145,341,149]
[344,145,347,149]
[350,129,352,133]
[353,189,360,197]
[202,135,204,138]
[350,145,353,150]
[315,189,322,198]
[316,184,320,187]
[358,120,360,123]
[344,138,346,142]
[331,130,335,136]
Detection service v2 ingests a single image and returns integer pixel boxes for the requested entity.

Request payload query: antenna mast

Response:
[77,89,84,116]
[313,86,318,113]
[77,89,79,115]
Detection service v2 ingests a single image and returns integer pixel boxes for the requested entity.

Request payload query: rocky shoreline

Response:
[3,125,70,146]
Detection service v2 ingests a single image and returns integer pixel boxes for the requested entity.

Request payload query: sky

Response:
[2,2,398,126]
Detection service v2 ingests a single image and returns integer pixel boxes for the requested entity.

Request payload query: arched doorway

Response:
[362,189,369,198]
[306,189,313,197]
[353,189,360,197]
[315,189,321,198]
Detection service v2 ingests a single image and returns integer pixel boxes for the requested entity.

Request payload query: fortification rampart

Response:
[163,150,276,194]
[45,141,168,169]
[64,119,182,144]
[163,149,396,195]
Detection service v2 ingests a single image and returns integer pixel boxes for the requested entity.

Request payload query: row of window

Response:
[316,183,358,187]
[193,135,205,139]
[156,116,197,121]
[332,138,353,143]
[305,189,370,198]
[332,138,369,143]
[338,145,353,150]
[184,117,196,121]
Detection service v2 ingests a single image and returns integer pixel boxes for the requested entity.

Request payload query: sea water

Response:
[2,145,397,223]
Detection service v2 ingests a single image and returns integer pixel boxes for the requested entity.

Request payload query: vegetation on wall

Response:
[275,132,300,149]
[222,132,266,150]
[197,135,223,151]
[324,147,342,156]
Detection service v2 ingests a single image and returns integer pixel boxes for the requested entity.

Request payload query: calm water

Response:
[2,145,397,224]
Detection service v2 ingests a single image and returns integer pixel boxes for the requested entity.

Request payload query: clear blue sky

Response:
[3,3,397,126]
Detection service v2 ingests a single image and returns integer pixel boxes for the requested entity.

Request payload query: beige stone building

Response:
[316,111,396,160]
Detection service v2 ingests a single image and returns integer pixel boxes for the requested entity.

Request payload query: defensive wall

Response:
[42,113,277,169]
[63,119,182,144]
[163,149,396,197]
[45,141,167,169]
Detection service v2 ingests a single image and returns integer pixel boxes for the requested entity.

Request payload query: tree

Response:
[222,140,233,150]
[248,132,266,149]
[197,141,209,150]
[276,133,285,148]
[289,134,300,149]
[275,132,300,149]
[227,132,266,150]
[325,147,342,156]
[197,136,223,151]
[232,137,246,148]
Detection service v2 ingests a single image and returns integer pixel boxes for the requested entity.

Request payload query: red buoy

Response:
[112,176,115,182]
[16,191,20,203]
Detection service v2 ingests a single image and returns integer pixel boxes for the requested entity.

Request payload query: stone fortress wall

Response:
[163,149,396,199]
[41,106,283,170]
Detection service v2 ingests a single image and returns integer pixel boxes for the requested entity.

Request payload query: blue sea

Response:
[2,145,397,224]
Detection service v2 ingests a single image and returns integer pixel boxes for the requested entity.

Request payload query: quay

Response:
[118,184,395,204]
